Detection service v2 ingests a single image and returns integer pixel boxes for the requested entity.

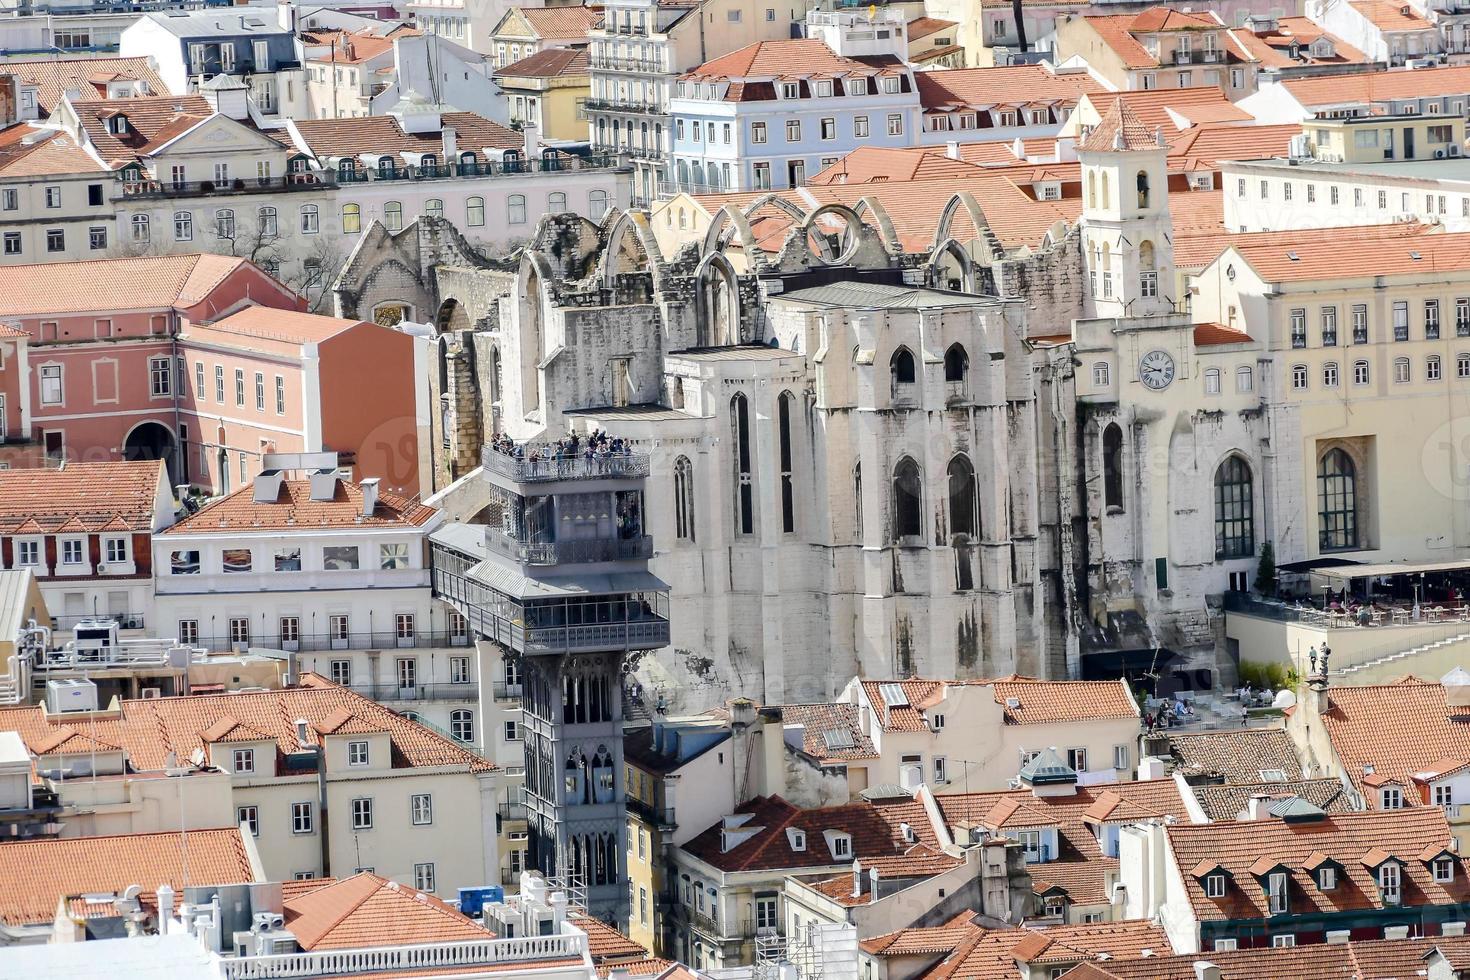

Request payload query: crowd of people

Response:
[488,430,636,461]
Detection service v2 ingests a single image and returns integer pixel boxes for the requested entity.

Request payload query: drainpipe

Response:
[316,742,331,877]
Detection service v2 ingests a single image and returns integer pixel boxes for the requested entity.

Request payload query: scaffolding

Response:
[753,922,858,980]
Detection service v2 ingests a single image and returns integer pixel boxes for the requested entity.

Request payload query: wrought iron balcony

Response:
[485,528,654,565]
[459,604,670,656]
[482,448,651,482]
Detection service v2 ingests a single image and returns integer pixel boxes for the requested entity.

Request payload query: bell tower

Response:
[1077,99,1175,319]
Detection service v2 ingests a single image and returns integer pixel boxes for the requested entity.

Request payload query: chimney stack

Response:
[441,125,458,164]
[360,478,380,517]
[851,859,862,898]
[1245,794,1272,821]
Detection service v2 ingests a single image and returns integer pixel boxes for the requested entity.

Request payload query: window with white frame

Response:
[1381,786,1404,809]
[351,797,373,829]
[292,801,314,833]
[451,657,470,683]
[412,793,433,825]
[39,365,62,405]
[1093,362,1110,386]
[1205,367,1221,394]
[237,805,259,835]
[504,720,520,742]
[60,539,82,565]
[414,863,436,892]
[233,748,255,773]
[348,740,369,766]
[1379,862,1401,903]
[178,620,198,645]
[451,709,474,743]
[1436,857,1456,882]
[1205,874,1227,898]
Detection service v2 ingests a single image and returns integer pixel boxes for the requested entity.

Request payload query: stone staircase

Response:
[1335,629,1470,680]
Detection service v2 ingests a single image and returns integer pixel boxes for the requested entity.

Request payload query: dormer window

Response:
[782,82,799,99]
[787,828,806,851]
[233,748,255,773]
[1205,874,1227,898]
[1381,787,1404,810]
[900,822,915,844]
[108,114,128,135]
[1267,871,1288,915]
[827,831,853,860]
[882,76,899,94]
[816,79,832,97]
[1435,857,1455,883]
[849,78,867,95]
[1319,867,1337,890]
[1379,863,1402,904]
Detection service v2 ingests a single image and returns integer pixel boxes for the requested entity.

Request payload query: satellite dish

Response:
[122,884,142,901]
[190,747,206,767]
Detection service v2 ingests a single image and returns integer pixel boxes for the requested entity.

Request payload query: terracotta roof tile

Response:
[1162,727,1303,780]
[1349,0,1433,31]
[284,872,491,950]
[1173,219,1429,272]
[1080,99,1162,153]
[495,46,589,78]
[0,675,493,774]
[1189,778,1354,821]
[0,252,258,318]
[1280,64,1470,110]
[1219,227,1470,283]
[920,920,1170,980]
[1318,678,1470,798]
[908,16,958,40]
[778,702,878,761]
[937,780,1186,905]
[188,305,367,346]
[0,460,164,534]
[1076,11,1256,71]
[1232,18,1370,69]
[684,39,904,82]
[165,478,434,535]
[293,111,521,164]
[1079,88,1245,133]
[681,794,938,873]
[0,827,254,926]
[1166,808,1468,921]
[1192,322,1254,347]
[6,56,166,116]
[201,715,272,743]
[574,912,651,961]
[520,6,602,39]
[860,924,975,956]
[68,94,219,168]
[915,64,1103,111]
[991,676,1139,725]
[0,125,105,179]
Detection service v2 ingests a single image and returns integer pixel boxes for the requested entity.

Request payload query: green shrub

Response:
[1237,660,1301,692]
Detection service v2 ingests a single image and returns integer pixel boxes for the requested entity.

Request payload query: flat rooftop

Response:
[1230,155,1470,183]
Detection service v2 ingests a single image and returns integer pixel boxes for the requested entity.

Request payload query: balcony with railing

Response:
[120,173,328,200]
[345,681,478,702]
[485,527,654,565]
[584,96,664,115]
[590,54,666,73]
[191,629,471,654]
[220,934,588,980]
[492,680,524,701]
[51,612,145,632]
[482,447,651,483]
[1171,47,1224,64]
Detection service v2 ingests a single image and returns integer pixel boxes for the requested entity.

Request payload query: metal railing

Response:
[220,934,587,979]
[459,602,670,656]
[52,612,145,631]
[492,681,524,701]
[345,681,477,702]
[484,528,653,565]
[590,55,665,72]
[584,97,664,115]
[35,639,198,670]
[121,174,327,199]
[1171,48,1223,64]
[481,448,651,482]
[498,799,528,820]
[193,630,471,653]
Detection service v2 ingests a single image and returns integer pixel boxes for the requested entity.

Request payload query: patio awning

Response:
[1278,557,1361,574]
[1317,557,1470,586]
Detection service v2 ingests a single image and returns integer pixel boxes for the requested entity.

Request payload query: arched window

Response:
[891,346,916,398]
[258,206,277,237]
[1429,354,1443,381]
[1101,170,1110,209]
[131,213,150,243]
[947,455,978,538]
[1394,357,1411,383]
[892,457,923,541]
[548,192,567,212]
[420,153,437,172]
[215,208,235,239]
[1087,171,1096,209]
[1100,242,1113,298]
[1214,455,1254,559]
[466,196,485,227]
[1103,423,1124,512]
[459,150,476,172]
[853,462,863,540]
[778,391,796,533]
[508,194,527,224]
[337,158,356,180]
[731,393,753,535]
[1318,448,1358,551]
[424,198,444,219]
[944,343,968,398]
[384,201,402,232]
[450,708,474,743]
[1204,367,1221,394]
[673,455,695,541]
[1136,169,1150,209]
[589,190,609,217]
[342,203,361,234]
[173,210,193,242]
[300,203,319,234]
[377,155,395,178]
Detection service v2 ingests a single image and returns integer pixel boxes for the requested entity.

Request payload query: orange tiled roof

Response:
[0,674,494,773]
[1080,99,1161,153]
[1128,6,1221,32]
[165,479,435,535]
[68,94,225,168]
[908,16,958,41]
[495,46,589,78]
[6,56,166,116]
[779,702,878,761]
[1349,0,1433,31]
[192,305,367,345]
[0,460,163,533]
[0,827,254,926]
[858,676,1136,731]
[1279,64,1470,109]
[1319,677,1470,795]
[293,111,521,163]
[809,146,990,185]
[1079,11,1255,70]
[1174,218,1430,272]
[684,38,904,82]
[1169,807,1469,921]
[304,29,399,65]
[520,5,602,39]
[1160,726,1302,778]
[936,781,1186,905]
[0,124,105,178]
[920,920,1170,980]
[680,793,938,873]
[1165,122,1298,172]
[1192,322,1254,346]
[915,64,1103,111]
[1065,934,1470,979]
[574,912,650,961]
[1078,87,1246,132]
[0,252,256,318]
[1224,229,1470,283]
[284,873,491,950]
[1232,18,1370,69]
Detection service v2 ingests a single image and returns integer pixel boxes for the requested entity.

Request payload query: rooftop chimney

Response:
[360,477,380,517]
[156,884,174,934]
[851,859,862,898]
[441,125,458,163]
[1194,963,1222,980]
[946,140,959,159]
[1245,794,1272,821]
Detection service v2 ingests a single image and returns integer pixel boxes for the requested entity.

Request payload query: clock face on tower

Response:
[1139,349,1175,390]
